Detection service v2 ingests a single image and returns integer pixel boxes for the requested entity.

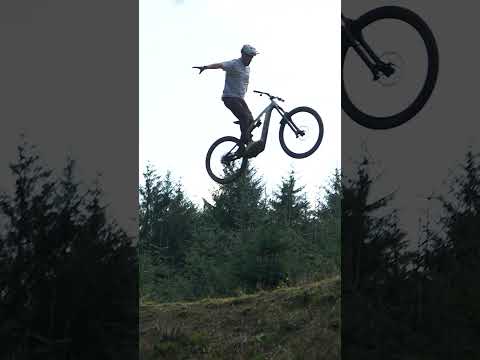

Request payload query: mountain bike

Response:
[342,6,439,129]
[206,90,323,184]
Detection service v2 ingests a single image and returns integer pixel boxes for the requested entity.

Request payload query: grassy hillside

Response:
[140,276,340,360]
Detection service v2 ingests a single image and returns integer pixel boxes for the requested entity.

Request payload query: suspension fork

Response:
[276,105,304,137]
[342,14,394,80]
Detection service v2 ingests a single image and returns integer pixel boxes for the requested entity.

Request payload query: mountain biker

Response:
[193,44,259,154]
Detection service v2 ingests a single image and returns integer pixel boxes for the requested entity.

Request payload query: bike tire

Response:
[342,6,439,129]
[279,106,324,159]
[205,136,248,184]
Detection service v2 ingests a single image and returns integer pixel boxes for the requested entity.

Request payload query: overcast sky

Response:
[140,0,340,205]
[0,0,138,237]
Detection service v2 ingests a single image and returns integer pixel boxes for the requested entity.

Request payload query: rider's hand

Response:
[193,66,206,74]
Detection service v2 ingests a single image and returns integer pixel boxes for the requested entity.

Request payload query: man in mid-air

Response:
[193,44,259,155]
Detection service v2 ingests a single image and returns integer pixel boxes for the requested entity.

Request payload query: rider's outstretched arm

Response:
[192,63,224,74]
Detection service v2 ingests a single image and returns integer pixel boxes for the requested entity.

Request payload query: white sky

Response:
[140,0,341,206]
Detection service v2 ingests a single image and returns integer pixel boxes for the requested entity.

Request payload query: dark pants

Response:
[222,97,254,145]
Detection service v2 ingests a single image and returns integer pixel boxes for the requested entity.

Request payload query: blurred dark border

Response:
[0,1,138,359]
[342,1,480,359]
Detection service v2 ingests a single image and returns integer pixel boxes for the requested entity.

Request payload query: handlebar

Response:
[253,90,285,102]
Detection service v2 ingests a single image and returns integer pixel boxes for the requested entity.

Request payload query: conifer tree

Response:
[0,140,137,359]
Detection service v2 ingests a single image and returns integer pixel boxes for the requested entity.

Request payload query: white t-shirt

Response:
[221,58,250,99]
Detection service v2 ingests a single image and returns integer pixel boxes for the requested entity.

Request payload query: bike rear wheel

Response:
[205,136,248,184]
[342,6,439,129]
[279,106,324,159]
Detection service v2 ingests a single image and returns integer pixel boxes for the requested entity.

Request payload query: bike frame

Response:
[247,98,303,147]
[342,12,394,80]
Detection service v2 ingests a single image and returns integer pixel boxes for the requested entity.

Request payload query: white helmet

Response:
[241,44,259,56]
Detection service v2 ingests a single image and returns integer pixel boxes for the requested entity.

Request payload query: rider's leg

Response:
[238,99,254,142]
[239,99,254,129]
[222,97,252,146]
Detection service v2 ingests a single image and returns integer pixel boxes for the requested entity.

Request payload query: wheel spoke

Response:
[341,6,439,129]
[206,136,247,184]
[279,107,323,159]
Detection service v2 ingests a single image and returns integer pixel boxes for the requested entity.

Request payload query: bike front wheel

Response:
[342,6,439,129]
[279,106,324,159]
[205,136,248,184]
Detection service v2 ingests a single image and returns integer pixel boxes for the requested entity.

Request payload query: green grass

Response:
[140,276,340,360]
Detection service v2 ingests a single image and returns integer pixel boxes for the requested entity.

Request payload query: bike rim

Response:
[208,139,245,182]
[283,112,321,155]
[343,18,430,119]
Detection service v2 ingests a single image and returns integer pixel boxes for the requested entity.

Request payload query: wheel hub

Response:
[376,51,405,87]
